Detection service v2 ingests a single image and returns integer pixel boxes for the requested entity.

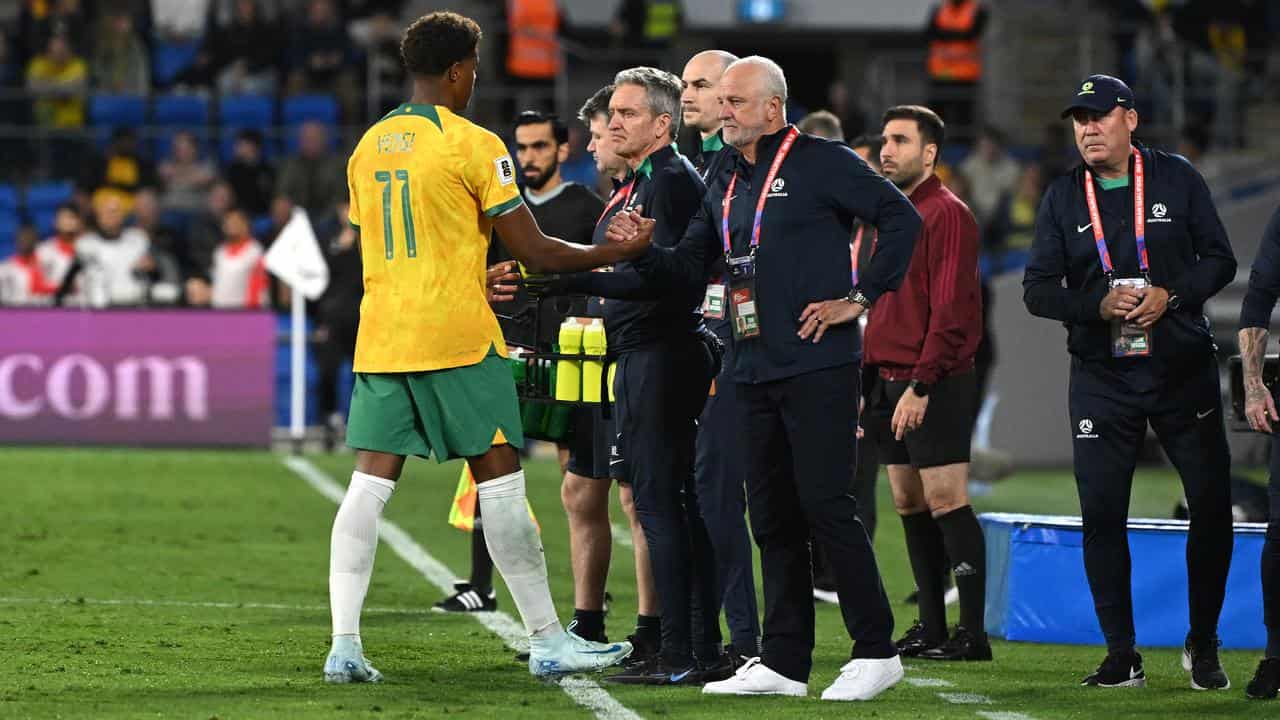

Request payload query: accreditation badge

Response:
[1110,276,1152,358]
[727,256,760,341]
[703,282,726,320]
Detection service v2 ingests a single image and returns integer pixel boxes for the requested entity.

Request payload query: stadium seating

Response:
[88,94,148,146]
[0,214,19,259]
[26,182,74,239]
[218,94,276,163]
[152,94,211,159]
[152,39,202,87]
[0,184,18,215]
[281,94,340,154]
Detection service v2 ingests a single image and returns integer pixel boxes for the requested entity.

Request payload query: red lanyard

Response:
[1083,146,1147,276]
[598,180,635,226]
[721,126,800,258]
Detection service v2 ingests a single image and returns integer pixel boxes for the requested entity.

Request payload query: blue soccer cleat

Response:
[324,636,384,684]
[528,630,633,678]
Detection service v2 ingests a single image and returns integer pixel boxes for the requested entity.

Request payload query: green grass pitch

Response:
[0,447,1273,719]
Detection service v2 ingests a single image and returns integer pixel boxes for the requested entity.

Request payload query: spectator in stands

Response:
[211,0,281,95]
[26,31,87,178]
[984,163,1041,274]
[132,189,184,304]
[207,208,269,308]
[183,180,235,295]
[286,0,359,122]
[0,225,58,305]
[347,0,405,52]
[91,9,150,94]
[797,109,844,141]
[959,125,1020,227]
[925,0,987,143]
[16,0,91,71]
[611,0,681,49]
[79,128,158,212]
[77,193,151,306]
[158,130,218,216]
[275,120,344,220]
[225,129,275,216]
[152,0,210,43]
[312,201,363,447]
[37,203,85,298]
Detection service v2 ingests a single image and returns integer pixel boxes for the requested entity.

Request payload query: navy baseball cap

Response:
[1060,74,1135,118]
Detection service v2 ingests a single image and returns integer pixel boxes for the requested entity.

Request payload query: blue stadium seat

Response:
[282,94,340,154]
[152,39,201,87]
[32,209,56,239]
[251,215,274,241]
[25,181,74,212]
[89,94,147,146]
[219,94,276,163]
[0,185,18,214]
[0,214,19,259]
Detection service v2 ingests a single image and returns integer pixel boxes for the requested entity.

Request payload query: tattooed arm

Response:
[1239,327,1277,433]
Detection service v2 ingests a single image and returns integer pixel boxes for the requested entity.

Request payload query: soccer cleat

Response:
[432,582,496,613]
[919,626,993,661]
[323,636,384,684]
[605,656,702,686]
[895,620,942,658]
[1182,635,1230,690]
[527,629,632,678]
[697,648,740,683]
[821,655,904,701]
[1081,650,1146,688]
[702,657,807,697]
[1246,657,1280,699]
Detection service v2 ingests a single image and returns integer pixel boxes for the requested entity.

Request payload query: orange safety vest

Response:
[507,0,561,80]
[927,0,982,83]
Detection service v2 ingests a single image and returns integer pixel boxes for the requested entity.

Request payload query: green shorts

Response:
[346,348,524,461]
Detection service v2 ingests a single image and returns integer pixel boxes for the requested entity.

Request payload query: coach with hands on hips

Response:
[610,55,921,702]
[1022,74,1236,691]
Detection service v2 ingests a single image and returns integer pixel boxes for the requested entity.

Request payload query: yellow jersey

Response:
[347,103,524,373]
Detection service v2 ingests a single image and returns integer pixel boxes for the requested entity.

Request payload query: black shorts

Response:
[564,405,620,480]
[865,368,976,469]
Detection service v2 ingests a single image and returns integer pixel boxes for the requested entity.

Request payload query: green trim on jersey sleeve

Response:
[483,195,524,218]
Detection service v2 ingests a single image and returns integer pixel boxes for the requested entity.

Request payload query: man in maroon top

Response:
[863,105,990,662]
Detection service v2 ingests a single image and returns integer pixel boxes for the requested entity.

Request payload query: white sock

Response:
[330,471,395,639]
[476,470,561,638]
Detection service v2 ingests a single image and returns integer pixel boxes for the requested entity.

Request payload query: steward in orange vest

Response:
[507,0,562,80]
[926,0,987,84]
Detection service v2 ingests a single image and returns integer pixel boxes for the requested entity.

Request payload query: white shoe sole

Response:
[702,684,807,697]
[324,666,384,684]
[821,665,904,701]
[1086,677,1146,688]
[1183,649,1231,690]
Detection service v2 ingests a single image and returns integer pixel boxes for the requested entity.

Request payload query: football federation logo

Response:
[770,177,785,193]
[1151,203,1167,218]
[1078,81,1095,95]
[1079,419,1093,434]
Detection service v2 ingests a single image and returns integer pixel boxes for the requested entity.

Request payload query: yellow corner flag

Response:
[449,463,540,533]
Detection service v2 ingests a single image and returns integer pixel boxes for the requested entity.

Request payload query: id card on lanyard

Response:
[722,127,799,342]
[1084,147,1151,358]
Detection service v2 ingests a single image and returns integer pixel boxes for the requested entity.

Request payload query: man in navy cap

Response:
[1023,74,1236,690]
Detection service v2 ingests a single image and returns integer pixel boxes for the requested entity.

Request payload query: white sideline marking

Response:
[0,596,427,614]
[905,677,955,688]
[611,523,633,548]
[285,456,642,720]
[939,692,993,704]
[976,713,1038,720]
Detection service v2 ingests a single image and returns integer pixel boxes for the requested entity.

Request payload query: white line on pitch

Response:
[611,523,633,548]
[286,456,642,720]
[0,596,429,614]
[904,677,955,687]
[938,692,993,704]
[976,712,1039,720]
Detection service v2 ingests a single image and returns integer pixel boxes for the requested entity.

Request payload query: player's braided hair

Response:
[401,11,482,76]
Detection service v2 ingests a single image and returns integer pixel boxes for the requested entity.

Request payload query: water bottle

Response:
[581,319,606,403]
[555,319,583,402]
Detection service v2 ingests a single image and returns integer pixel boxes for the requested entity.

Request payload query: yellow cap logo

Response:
[1078,81,1095,95]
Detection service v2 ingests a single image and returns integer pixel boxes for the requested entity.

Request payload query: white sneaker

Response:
[703,657,807,697]
[820,655,904,701]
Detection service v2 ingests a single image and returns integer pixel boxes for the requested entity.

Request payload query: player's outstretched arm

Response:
[494,205,640,273]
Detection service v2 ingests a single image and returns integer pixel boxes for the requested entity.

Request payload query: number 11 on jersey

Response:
[375,169,417,260]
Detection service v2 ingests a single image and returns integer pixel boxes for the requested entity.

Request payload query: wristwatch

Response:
[845,288,872,310]
[908,379,933,397]
[1167,291,1181,310]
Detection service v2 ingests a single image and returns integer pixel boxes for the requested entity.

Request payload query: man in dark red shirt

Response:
[863,105,989,661]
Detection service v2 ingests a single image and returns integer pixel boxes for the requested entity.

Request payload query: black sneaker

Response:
[723,642,755,672]
[895,620,943,657]
[432,582,496,613]
[605,656,701,686]
[1246,657,1280,700]
[620,632,660,669]
[1182,635,1230,690]
[1081,650,1146,688]
[919,626,993,661]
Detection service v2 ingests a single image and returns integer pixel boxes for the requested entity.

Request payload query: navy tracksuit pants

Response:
[1068,353,1233,652]
[693,337,762,653]
[614,336,719,665]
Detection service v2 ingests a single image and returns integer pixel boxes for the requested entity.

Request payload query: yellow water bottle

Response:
[581,319,606,403]
[555,319,583,402]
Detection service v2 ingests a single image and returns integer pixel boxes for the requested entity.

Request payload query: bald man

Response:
[682,50,738,179]
[609,56,922,702]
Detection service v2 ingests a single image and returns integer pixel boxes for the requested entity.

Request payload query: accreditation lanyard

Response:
[850,225,876,287]
[1083,147,1147,278]
[598,180,636,226]
[721,126,800,260]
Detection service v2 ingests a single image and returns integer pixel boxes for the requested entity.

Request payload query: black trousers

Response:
[1069,353,1234,652]
[694,339,762,651]
[743,363,896,682]
[615,337,718,664]
[1264,418,1280,654]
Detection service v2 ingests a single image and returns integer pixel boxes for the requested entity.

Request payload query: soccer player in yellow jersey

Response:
[324,11,637,683]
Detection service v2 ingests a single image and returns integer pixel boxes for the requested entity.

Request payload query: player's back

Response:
[346,103,523,374]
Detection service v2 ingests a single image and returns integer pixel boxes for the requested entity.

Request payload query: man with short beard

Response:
[861,106,989,662]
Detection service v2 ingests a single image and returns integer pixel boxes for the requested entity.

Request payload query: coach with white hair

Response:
[610,56,922,701]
